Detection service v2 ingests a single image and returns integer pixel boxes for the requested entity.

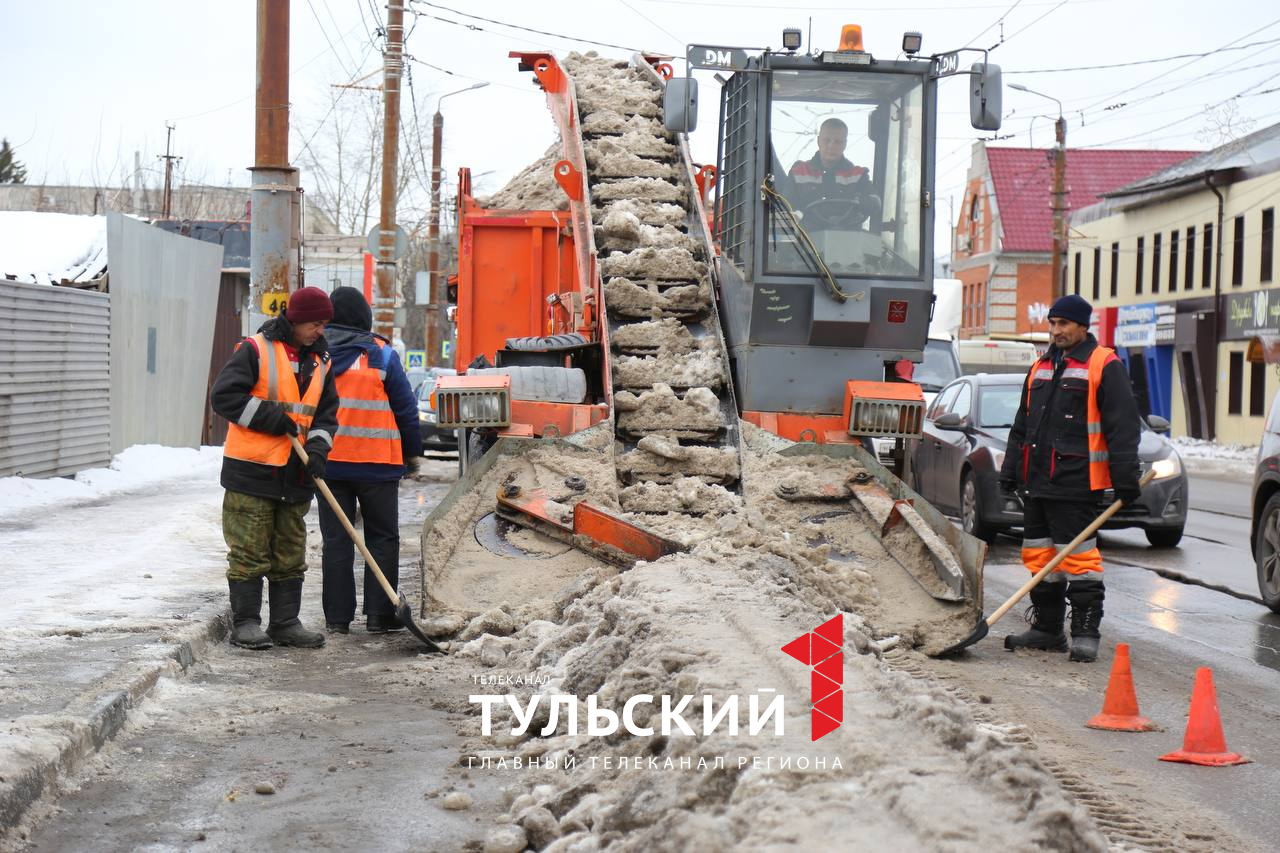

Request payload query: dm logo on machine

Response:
[781,614,844,741]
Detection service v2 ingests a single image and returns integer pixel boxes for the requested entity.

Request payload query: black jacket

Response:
[210,316,340,503]
[1000,334,1141,500]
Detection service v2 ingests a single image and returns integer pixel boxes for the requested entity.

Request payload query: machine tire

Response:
[504,333,588,351]
[961,470,997,543]
[1256,493,1280,612]
[1144,526,1184,549]
[468,365,588,404]
[468,430,493,467]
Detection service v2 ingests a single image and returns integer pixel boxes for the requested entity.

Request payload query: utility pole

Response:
[374,1,405,342]
[1050,115,1067,300]
[250,0,299,330]
[426,108,444,367]
[158,123,181,219]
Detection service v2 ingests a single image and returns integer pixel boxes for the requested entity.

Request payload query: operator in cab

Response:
[787,117,881,230]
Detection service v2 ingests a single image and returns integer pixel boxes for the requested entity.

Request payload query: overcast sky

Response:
[7,0,1280,255]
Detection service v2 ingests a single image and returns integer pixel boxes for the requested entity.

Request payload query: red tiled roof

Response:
[985,147,1199,253]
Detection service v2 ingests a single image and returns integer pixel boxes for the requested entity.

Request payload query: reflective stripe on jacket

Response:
[1021,345,1118,491]
[224,333,329,466]
[329,343,402,465]
[789,156,867,185]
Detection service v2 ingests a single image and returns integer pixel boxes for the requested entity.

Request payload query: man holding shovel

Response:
[210,286,338,650]
[999,294,1141,662]
[316,287,423,635]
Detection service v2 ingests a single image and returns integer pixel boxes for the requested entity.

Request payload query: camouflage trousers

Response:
[222,490,311,582]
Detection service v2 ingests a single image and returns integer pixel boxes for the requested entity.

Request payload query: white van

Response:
[956,339,1039,376]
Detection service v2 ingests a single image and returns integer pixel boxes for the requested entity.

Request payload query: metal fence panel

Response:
[0,280,111,477]
[106,212,222,454]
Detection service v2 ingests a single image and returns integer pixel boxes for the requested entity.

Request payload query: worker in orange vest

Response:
[999,294,1142,662]
[210,286,338,651]
[318,287,423,634]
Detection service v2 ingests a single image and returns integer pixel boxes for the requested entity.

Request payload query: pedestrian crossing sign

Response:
[406,350,426,369]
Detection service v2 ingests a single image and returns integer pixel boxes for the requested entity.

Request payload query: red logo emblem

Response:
[781,614,843,741]
[887,300,909,324]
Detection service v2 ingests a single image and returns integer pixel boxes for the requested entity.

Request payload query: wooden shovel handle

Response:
[290,435,399,603]
[985,468,1158,628]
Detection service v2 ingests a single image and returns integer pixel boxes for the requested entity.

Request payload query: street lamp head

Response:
[1008,82,1062,116]
[437,82,491,112]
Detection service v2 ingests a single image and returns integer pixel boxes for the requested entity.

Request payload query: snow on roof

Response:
[1106,120,1280,197]
[0,210,108,286]
[985,147,1199,253]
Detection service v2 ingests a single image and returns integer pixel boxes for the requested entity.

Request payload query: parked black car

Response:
[911,373,1188,546]
[1251,392,1280,612]
[416,368,459,452]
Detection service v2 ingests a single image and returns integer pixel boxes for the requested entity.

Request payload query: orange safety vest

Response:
[1024,345,1116,491]
[328,343,402,465]
[224,333,328,466]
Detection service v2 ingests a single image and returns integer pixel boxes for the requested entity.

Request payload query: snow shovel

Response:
[938,468,1156,657]
[290,435,444,654]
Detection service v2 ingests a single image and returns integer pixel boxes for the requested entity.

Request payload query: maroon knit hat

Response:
[285,286,334,324]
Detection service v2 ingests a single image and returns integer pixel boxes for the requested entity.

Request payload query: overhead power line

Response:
[1011,36,1280,74]
[408,0,658,54]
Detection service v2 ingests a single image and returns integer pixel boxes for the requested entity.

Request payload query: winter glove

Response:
[998,475,1018,494]
[1115,484,1142,507]
[303,438,328,481]
[261,403,299,436]
[403,455,421,477]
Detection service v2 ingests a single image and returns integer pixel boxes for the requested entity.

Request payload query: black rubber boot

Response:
[1004,581,1068,651]
[228,579,273,650]
[1068,577,1105,662]
[265,579,326,648]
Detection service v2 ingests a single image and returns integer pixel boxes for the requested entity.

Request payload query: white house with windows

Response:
[1070,122,1280,445]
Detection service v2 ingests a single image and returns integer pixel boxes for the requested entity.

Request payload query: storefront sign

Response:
[1222,289,1280,340]
[1113,302,1175,347]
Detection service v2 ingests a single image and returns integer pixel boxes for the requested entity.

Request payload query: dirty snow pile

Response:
[0,445,222,521]
[447,543,1104,851]
[481,143,570,211]
[1171,436,1257,478]
[0,211,108,285]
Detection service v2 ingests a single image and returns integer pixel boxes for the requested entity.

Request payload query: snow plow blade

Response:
[738,430,985,656]
[497,486,685,567]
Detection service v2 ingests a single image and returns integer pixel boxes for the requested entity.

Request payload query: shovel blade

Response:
[936,618,990,657]
[396,593,445,654]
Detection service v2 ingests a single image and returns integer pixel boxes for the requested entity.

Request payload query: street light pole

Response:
[426,82,488,367]
[1011,83,1067,300]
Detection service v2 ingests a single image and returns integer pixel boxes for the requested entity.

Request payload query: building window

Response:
[1092,246,1101,301]
[1136,236,1145,295]
[1202,222,1214,290]
[1252,359,1267,417]
[1169,229,1180,291]
[1152,232,1162,293]
[1074,251,1082,296]
[1185,226,1195,290]
[978,282,986,328]
[1262,207,1274,284]
[1228,351,1244,416]
[968,195,980,251]
[1110,242,1119,298]
[1232,215,1245,287]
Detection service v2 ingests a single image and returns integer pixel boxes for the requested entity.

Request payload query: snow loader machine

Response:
[423,26,1004,654]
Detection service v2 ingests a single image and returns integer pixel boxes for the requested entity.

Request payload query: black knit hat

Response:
[1047,294,1092,328]
[284,286,334,324]
[330,286,373,331]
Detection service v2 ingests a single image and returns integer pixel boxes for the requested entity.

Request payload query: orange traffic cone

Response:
[1159,667,1250,766]
[1085,643,1155,732]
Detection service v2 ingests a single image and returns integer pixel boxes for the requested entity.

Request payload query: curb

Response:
[0,604,231,832]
